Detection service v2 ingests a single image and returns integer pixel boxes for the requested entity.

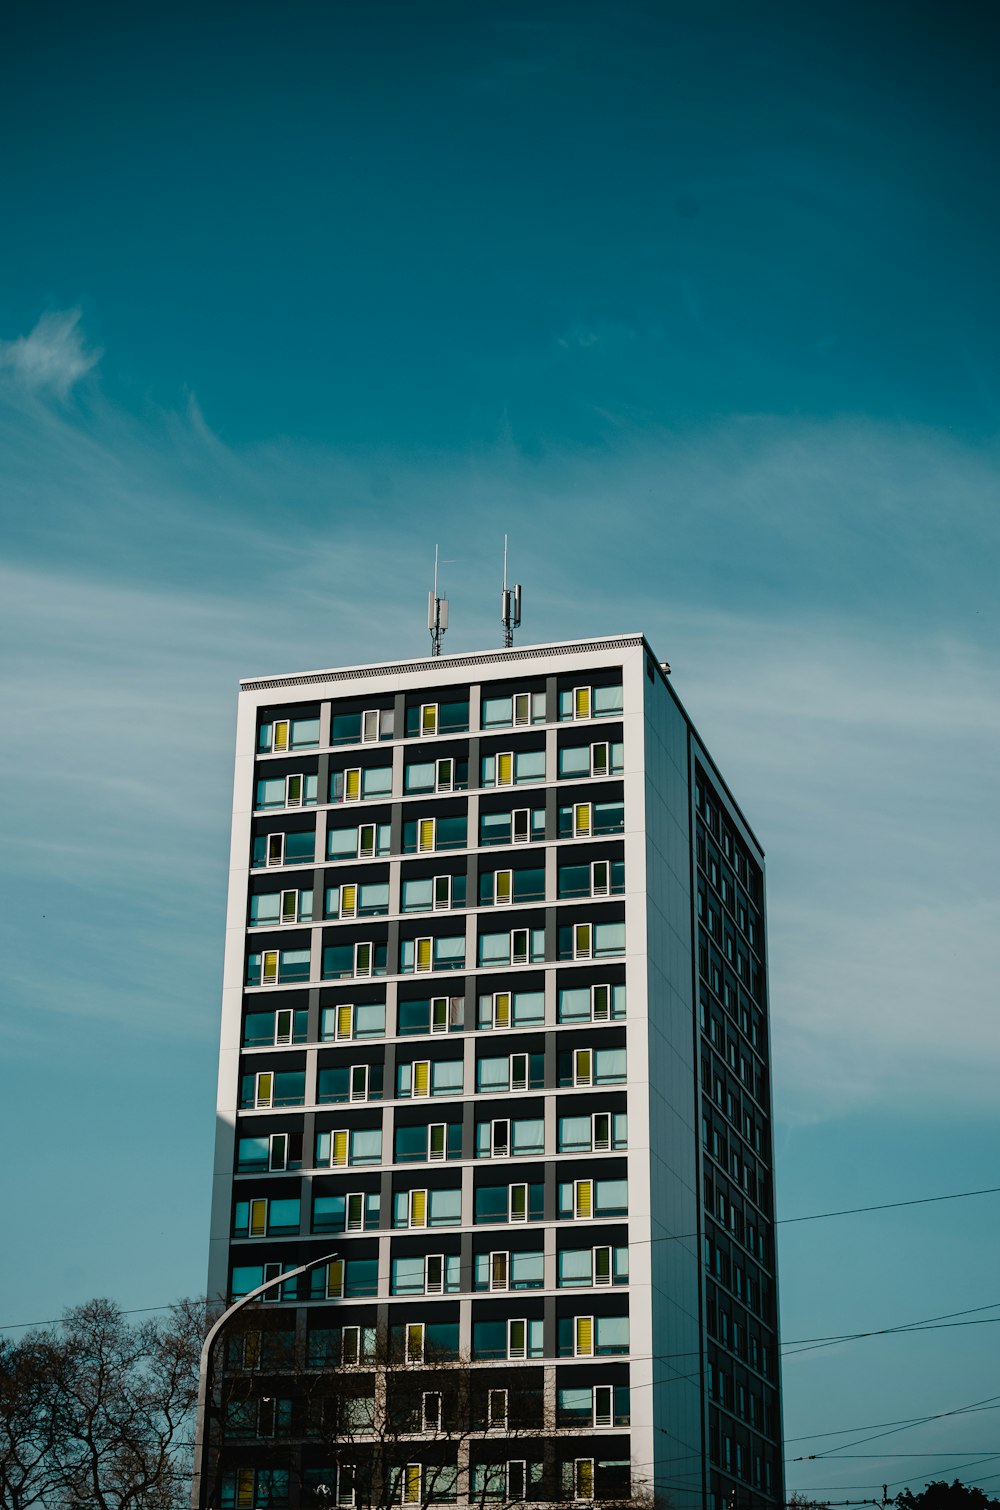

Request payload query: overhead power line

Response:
[789,1388,1000,1460]
[787,1398,1000,1445]
[2,1182,999,1334]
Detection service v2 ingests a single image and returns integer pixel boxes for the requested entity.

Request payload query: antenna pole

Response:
[500,534,522,649]
[428,545,449,656]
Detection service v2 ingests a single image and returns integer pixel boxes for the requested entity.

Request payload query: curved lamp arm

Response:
[191,1249,341,1510]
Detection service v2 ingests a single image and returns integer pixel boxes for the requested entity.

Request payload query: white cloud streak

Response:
[1,333,998,1124]
[0,310,100,396]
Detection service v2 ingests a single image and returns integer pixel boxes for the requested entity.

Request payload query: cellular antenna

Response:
[428,544,449,656]
[500,534,522,649]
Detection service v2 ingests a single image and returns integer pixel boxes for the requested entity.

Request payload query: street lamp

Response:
[191,1250,341,1510]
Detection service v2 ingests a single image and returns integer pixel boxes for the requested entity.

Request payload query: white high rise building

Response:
[204,635,782,1510]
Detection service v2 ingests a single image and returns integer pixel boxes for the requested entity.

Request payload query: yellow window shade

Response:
[406,1326,424,1363]
[574,687,592,719]
[273,720,290,751]
[421,704,438,735]
[413,1061,430,1097]
[574,1048,593,1085]
[236,1468,255,1508]
[403,1464,422,1504]
[508,1319,526,1357]
[249,1199,268,1237]
[255,1073,273,1108]
[514,692,530,725]
[326,1260,344,1298]
[573,803,592,836]
[576,1460,595,1498]
[493,991,511,1027]
[575,1180,593,1219]
[409,1189,427,1227]
[575,1316,594,1356]
[418,818,435,852]
[509,1184,527,1221]
[416,937,432,972]
[340,883,358,918]
[332,1130,349,1167]
[574,924,592,958]
[262,951,279,985]
[495,870,512,904]
[336,1004,354,1039]
[497,751,513,786]
[345,769,361,801]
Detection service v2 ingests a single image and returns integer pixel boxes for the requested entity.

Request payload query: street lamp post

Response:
[191,1250,341,1510]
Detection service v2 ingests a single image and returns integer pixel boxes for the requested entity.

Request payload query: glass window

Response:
[516,749,546,782]
[256,776,287,808]
[512,1118,545,1155]
[280,831,314,864]
[401,876,433,911]
[476,990,544,1028]
[558,745,591,777]
[481,690,546,727]
[558,1179,628,1218]
[404,760,435,792]
[594,686,624,716]
[596,1047,627,1082]
[557,1249,594,1286]
[557,985,626,1022]
[350,1128,383,1164]
[596,1315,629,1353]
[557,1116,592,1153]
[319,1002,385,1040]
[476,1056,510,1093]
[327,824,391,859]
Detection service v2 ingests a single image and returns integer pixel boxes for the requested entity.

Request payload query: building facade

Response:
[206,635,782,1510]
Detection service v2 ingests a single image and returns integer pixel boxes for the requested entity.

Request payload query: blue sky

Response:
[2,0,999,1498]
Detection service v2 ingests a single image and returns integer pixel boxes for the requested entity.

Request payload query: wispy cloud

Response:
[0,310,100,397]
[2,320,997,1125]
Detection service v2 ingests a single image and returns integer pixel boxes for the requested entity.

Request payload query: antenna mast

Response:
[500,534,522,649]
[428,544,449,656]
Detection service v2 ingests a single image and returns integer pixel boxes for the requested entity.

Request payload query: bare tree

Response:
[0,1298,206,1510]
[215,1312,657,1510]
[0,1335,62,1510]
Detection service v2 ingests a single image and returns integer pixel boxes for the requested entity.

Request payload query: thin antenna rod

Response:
[428,545,449,656]
[500,534,522,649]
